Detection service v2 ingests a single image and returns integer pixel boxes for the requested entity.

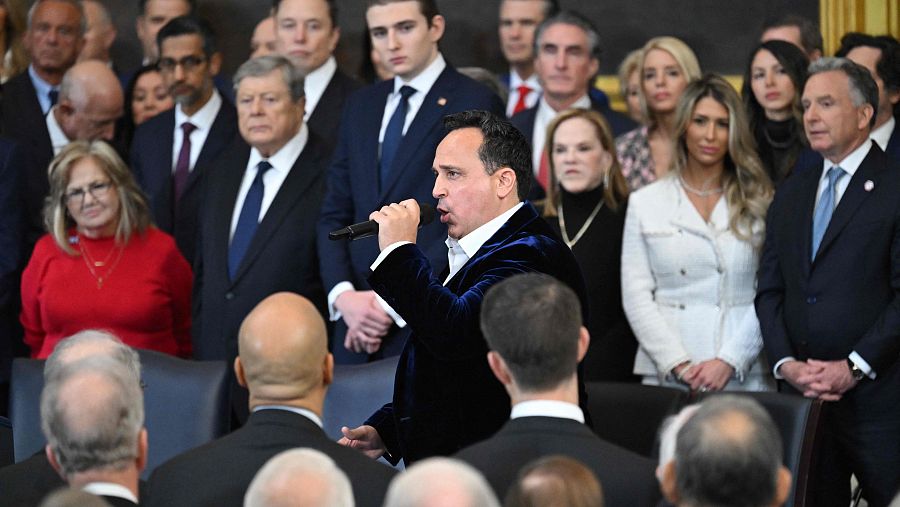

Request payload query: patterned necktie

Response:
[512,84,532,115]
[811,166,845,260]
[174,122,197,202]
[48,89,59,108]
[380,85,416,192]
[229,161,273,279]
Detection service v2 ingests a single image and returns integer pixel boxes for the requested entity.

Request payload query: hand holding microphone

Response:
[329,200,435,250]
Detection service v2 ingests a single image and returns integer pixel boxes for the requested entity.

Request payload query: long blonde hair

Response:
[542,108,629,217]
[45,141,152,254]
[638,36,702,128]
[671,74,773,245]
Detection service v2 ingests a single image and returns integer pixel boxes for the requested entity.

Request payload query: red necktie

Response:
[536,150,550,190]
[512,84,532,115]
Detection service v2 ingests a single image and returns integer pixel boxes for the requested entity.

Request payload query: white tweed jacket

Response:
[621,176,770,388]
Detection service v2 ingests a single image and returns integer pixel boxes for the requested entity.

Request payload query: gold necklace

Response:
[78,237,125,289]
[557,198,604,249]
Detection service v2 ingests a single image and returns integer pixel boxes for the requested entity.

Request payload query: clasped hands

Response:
[778,359,858,401]
[672,359,734,393]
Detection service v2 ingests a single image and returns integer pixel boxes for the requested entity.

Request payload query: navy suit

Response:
[306,69,361,147]
[0,72,49,147]
[755,142,900,506]
[365,203,589,464]
[885,124,900,161]
[510,97,636,200]
[0,137,24,412]
[456,416,660,507]
[130,102,238,266]
[317,65,504,363]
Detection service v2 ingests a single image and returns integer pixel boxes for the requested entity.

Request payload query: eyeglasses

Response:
[157,55,207,74]
[64,181,113,205]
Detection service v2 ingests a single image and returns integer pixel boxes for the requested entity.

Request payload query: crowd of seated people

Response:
[0,0,899,505]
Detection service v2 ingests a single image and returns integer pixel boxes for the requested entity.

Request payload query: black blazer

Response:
[192,132,329,363]
[456,416,661,507]
[144,409,397,507]
[130,101,239,266]
[0,72,49,148]
[886,125,900,162]
[306,69,361,147]
[0,452,66,507]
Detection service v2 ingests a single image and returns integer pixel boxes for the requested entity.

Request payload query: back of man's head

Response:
[481,273,583,393]
[383,457,500,507]
[237,293,330,408]
[57,60,124,141]
[41,356,145,480]
[45,330,141,384]
[666,395,790,507]
[244,448,354,507]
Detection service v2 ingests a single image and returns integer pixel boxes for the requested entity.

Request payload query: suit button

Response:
[680,268,687,275]
[806,296,816,304]
[225,292,235,300]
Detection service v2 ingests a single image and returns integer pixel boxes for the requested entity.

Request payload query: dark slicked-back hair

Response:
[273,0,340,29]
[761,14,823,56]
[156,15,217,57]
[836,32,900,116]
[481,273,581,392]
[139,0,196,16]
[442,110,533,201]
[366,0,439,25]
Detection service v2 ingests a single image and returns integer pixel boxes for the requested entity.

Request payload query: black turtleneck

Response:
[759,117,803,184]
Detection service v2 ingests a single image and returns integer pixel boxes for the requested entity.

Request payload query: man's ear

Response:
[323,352,334,387]
[495,167,517,199]
[234,356,247,388]
[773,467,792,506]
[208,52,223,77]
[487,351,512,386]
[576,326,590,363]
[136,428,149,472]
[45,445,65,479]
[660,461,680,504]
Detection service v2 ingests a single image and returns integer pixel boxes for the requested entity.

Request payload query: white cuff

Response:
[772,357,796,379]
[376,294,406,328]
[327,282,355,322]
[369,241,412,271]
[849,351,876,380]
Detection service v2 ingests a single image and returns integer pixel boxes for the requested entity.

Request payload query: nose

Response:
[432,175,445,199]
[765,70,775,87]
[704,122,716,140]
[173,63,185,81]
[249,97,264,115]
[387,28,399,50]
[554,50,566,69]
[804,104,818,124]
[509,23,521,39]
[295,24,306,42]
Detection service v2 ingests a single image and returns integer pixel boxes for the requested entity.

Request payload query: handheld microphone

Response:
[328,203,435,241]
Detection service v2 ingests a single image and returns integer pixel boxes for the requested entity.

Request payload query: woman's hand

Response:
[688,359,734,392]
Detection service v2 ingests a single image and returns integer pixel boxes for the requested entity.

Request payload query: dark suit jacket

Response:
[0,138,24,386]
[456,416,660,507]
[365,203,589,464]
[755,141,900,417]
[307,69,361,147]
[130,101,238,266]
[192,133,328,363]
[886,124,900,161]
[510,97,636,200]
[0,72,49,148]
[144,409,396,507]
[317,65,504,362]
[0,452,65,507]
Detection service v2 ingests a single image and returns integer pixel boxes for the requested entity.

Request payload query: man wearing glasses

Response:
[130,15,238,266]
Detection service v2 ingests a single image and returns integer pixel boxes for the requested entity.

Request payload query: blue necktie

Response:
[229,161,272,279]
[380,85,416,191]
[48,89,59,107]
[811,166,845,260]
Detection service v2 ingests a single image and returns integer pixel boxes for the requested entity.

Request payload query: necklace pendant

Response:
[94,261,105,267]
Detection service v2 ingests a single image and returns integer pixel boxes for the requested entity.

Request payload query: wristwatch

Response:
[846,358,866,381]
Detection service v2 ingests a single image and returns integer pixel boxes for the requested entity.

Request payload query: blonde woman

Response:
[616,36,701,190]
[617,49,644,124]
[621,74,774,392]
[21,141,192,358]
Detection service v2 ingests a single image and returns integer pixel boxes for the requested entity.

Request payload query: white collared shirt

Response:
[510,399,585,423]
[531,94,591,173]
[83,482,139,504]
[442,202,524,284]
[378,53,447,145]
[303,56,337,121]
[252,405,324,428]
[871,116,895,152]
[28,65,57,115]
[172,89,223,173]
[229,124,308,241]
[45,107,70,156]
[506,69,542,117]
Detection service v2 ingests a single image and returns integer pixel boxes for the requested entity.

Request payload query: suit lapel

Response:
[795,164,821,276]
[188,104,235,192]
[362,82,392,203]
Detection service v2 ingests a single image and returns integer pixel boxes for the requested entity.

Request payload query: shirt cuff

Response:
[327,281,355,322]
[369,241,412,272]
[849,351,876,380]
[773,357,796,379]
[376,294,406,328]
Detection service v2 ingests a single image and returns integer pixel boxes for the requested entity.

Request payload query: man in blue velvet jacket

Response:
[338,110,588,465]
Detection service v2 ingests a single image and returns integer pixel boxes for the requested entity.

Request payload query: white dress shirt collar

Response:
[28,65,57,114]
[871,116,895,152]
[174,88,222,131]
[45,107,70,156]
[393,52,446,95]
[252,405,324,428]
[303,56,337,120]
[510,399,585,423]
[506,69,542,117]
[83,482,138,504]
[819,138,872,179]
[444,202,523,283]
[247,122,309,172]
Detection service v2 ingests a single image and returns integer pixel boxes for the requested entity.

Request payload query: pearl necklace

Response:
[679,176,723,198]
[557,198,604,249]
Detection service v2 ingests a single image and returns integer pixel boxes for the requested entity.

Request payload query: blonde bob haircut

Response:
[45,140,152,254]
[542,108,629,217]
[638,36,702,125]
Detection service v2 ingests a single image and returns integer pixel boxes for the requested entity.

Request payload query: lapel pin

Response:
[437,97,447,106]
[864,180,874,192]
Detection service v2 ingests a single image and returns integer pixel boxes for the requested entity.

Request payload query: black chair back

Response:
[0,415,13,468]
[322,356,399,440]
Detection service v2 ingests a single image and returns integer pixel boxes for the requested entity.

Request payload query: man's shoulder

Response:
[132,109,176,145]
[2,71,35,98]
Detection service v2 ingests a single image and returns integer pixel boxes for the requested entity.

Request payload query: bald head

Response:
[237,293,329,407]
[57,60,124,141]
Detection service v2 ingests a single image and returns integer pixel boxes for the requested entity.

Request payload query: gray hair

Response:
[244,448,354,507]
[44,330,141,385]
[41,356,145,478]
[675,395,783,507]
[27,0,87,36]
[383,458,500,507]
[233,55,305,102]
[808,56,879,129]
[533,10,602,62]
